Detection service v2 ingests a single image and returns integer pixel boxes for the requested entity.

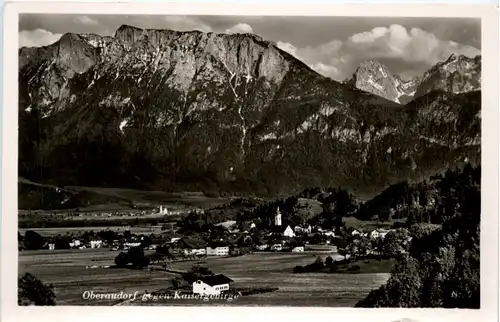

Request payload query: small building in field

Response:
[292,246,305,252]
[48,243,55,250]
[192,274,233,295]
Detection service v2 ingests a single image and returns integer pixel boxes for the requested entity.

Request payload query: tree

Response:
[357,165,480,308]
[54,237,70,249]
[357,236,372,258]
[18,273,56,306]
[338,247,348,261]
[23,230,45,250]
[170,276,184,289]
[182,265,214,284]
[127,247,150,269]
[325,256,334,266]
[114,252,128,267]
[382,229,409,258]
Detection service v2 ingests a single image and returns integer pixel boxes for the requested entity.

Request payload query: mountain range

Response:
[18,25,481,198]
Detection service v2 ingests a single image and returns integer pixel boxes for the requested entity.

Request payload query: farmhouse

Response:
[178,238,207,255]
[192,274,233,295]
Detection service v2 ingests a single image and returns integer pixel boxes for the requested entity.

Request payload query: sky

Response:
[19,14,481,81]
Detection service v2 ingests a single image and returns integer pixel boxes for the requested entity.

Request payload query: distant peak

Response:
[59,33,82,43]
[115,24,143,35]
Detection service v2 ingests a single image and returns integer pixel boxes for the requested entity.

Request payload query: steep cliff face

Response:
[18,25,481,196]
[346,60,420,105]
[414,53,481,99]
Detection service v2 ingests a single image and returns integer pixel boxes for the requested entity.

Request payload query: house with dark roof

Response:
[192,274,233,295]
[177,238,207,255]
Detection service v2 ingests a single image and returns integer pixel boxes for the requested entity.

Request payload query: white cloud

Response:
[345,24,480,65]
[73,16,99,25]
[275,24,480,81]
[276,41,297,56]
[162,16,212,32]
[19,29,63,48]
[225,23,254,34]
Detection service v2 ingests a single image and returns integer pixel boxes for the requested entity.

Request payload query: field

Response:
[18,225,166,237]
[342,217,406,231]
[19,248,175,305]
[19,249,389,307]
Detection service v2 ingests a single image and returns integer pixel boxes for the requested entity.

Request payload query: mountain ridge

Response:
[18,25,481,196]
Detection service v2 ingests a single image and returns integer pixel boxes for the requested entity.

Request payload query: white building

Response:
[292,246,304,252]
[283,225,295,238]
[324,231,336,237]
[192,274,233,295]
[124,242,141,248]
[370,229,389,239]
[69,240,81,248]
[159,205,169,215]
[256,244,269,251]
[275,206,282,226]
[206,246,229,256]
[271,244,282,251]
[186,248,206,256]
[48,243,55,250]
[90,239,103,249]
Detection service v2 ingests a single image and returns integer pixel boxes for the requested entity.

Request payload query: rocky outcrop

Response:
[346,60,420,105]
[414,53,481,98]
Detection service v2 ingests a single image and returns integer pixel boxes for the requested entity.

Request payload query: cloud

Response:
[19,29,63,48]
[162,15,212,32]
[276,41,297,56]
[276,24,480,81]
[225,23,254,34]
[73,16,99,25]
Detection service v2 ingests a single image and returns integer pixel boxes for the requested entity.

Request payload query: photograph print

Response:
[17,13,481,308]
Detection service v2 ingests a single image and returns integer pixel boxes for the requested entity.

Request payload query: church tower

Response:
[275,206,282,226]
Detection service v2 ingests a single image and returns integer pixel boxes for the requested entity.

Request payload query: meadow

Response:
[19,249,389,307]
[18,225,165,237]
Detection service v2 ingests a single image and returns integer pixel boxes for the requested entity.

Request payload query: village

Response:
[19,205,398,255]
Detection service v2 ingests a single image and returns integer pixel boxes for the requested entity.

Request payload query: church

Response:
[272,206,295,238]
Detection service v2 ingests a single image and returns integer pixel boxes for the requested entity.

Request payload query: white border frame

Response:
[2,3,499,322]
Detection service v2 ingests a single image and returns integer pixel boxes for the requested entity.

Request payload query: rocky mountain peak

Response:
[347,60,418,104]
[414,53,481,98]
